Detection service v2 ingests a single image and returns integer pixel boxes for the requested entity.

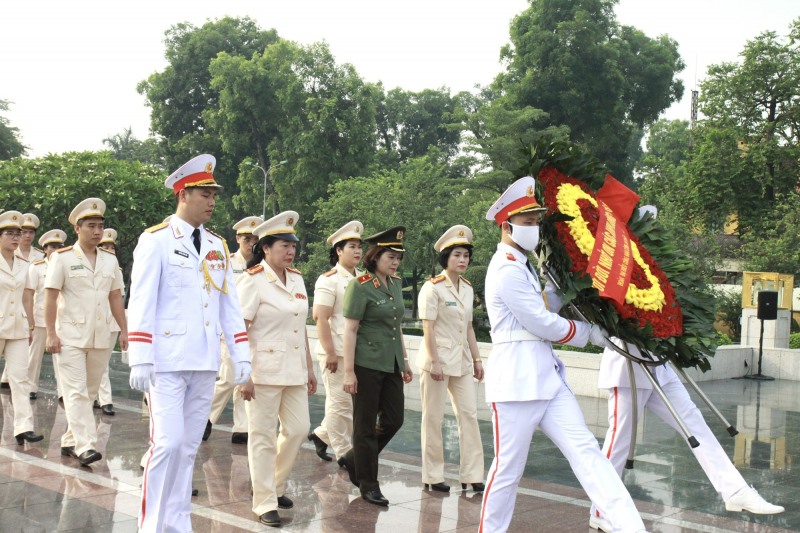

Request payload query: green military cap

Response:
[364,226,405,252]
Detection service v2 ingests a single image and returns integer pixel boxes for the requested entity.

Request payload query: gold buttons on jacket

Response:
[165,330,171,335]
[205,321,209,326]
[204,303,208,308]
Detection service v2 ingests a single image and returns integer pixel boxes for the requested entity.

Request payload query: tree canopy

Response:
[0,100,27,160]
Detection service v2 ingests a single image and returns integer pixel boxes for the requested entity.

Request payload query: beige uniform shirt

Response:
[25,259,48,328]
[230,251,247,277]
[16,247,44,263]
[236,260,309,386]
[313,263,361,356]
[0,255,29,340]
[416,271,474,377]
[45,244,124,349]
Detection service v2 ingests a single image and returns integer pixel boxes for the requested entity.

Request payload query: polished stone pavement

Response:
[0,352,797,532]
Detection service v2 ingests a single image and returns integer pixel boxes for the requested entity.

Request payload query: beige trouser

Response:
[27,327,47,393]
[209,341,248,432]
[246,384,309,515]
[312,355,353,459]
[57,345,111,454]
[96,332,118,406]
[419,370,484,484]
[0,338,35,436]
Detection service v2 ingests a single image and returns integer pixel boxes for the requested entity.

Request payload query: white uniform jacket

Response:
[230,251,246,276]
[416,270,474,376]
[313,263,360,357]
[484,243,591,402]
[45,244,123,349]
[16,247,44,263]
[0,255,29,340]
[126,217,249,372]
[237,260,309,386]
[26,259,47,328]
[598,337,678,390]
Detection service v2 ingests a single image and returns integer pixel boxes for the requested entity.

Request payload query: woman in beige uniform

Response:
[237,211,317,528]
[24,229,67,401]
[308,220,363,465]
[417,225,484,493]
[0,211,44,444]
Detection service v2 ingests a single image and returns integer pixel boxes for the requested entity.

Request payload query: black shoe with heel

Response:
[425,482,450,492]
[307,431,331,461]
[15,431,44,445]
[462,482,485,492]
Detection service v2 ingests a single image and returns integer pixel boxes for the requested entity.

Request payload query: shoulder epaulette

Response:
[460,275,472,286]
[506,253,516,261]
[430,274,446,284]
[287,266,302,275]
[391,273,401,279]
[205,228,223,240]
[246,265,264,275]
[358,273,373,284]
[145,222,169,233]
[99,247,116,255]
[55,246,73,253]
[33,259,46,265]
[324,268,337,277]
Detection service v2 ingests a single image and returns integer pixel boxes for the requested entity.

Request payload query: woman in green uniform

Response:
[341,226,412,506]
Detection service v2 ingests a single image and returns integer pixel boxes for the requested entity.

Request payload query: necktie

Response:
[192,228,201,254]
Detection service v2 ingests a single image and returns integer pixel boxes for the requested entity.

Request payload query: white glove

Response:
[588,324,612,349]
[233,361,252,386]
[129,363,154,392]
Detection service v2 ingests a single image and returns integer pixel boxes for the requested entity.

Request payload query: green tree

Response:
[740,193,800,275]
[0,100,27,159]
[496,0,684,183]
[103,127,165,168]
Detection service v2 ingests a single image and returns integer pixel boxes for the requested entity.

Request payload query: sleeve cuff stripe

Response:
[129,331,153,338]
[129,338,153,344]
[555,320,576,344]
[233,332,248,338]
[234,338,248,344]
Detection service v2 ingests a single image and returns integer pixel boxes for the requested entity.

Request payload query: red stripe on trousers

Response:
[478,402,501,533]
[597,387,620,518]
[140,391,156,527]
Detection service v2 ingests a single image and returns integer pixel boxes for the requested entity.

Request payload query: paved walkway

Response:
[0,353,797,532]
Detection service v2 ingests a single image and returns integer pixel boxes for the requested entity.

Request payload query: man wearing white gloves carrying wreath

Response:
[478,176,648,533]
[127,154,251,533]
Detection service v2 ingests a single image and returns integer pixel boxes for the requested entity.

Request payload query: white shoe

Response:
[589,514,612,532]
[725,485,785,514]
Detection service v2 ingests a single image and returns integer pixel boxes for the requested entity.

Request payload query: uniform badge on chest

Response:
[204,250,226,270]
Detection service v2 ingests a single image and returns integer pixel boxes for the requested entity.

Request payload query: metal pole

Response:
[637,361,699,448]
[672,365,738,437]
[625,358,638,469]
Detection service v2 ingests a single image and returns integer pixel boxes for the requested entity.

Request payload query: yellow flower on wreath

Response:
[555,183,666,312]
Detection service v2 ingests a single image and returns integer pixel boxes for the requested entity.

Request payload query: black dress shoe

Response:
[61,446,77,458]
[29,392,37,400]
[202,420,212,441]
[424,482,450,492]
[231,432,248,444]
[58,396,64,406]
[191,488,199,497]
[259,510,281,527]
[277,495,293,509]
[462,482,485,492]
[342,455,359,487]
[307,431,331,461]
[361,489,389,506]
[0,382,9,389]
[101,404,115,416]
[337,456,347,469]
[15,431,44,445]
[93,399,101,409]
[78,449,102,466]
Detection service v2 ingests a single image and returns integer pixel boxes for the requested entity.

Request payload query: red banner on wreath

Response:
[586,200,633,305]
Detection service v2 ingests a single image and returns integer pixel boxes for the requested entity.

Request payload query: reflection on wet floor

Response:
[0,353,797,532]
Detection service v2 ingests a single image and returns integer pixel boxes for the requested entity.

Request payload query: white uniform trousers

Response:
[420,370,484,484]
[246,384,309,516]
[479,384,644,533]
[27,327,47,393]
[312,355,353,459]
[590,382,748,521]
[57,346,110,453]
[96,332,118,406]
[1,338,35,435]
[209,343,248,432]
[139,370,216,533]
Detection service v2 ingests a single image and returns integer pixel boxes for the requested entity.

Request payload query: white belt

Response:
[491,330,544,344]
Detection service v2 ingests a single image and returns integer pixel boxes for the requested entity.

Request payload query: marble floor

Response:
[0,352,797,532]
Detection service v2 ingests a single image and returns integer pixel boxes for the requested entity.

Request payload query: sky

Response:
[2,0,799,158]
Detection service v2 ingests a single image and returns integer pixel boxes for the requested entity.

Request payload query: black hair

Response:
[328,239,361,266]
[246,235,281,269]
[438,244,473,269]
[363,245,403,273]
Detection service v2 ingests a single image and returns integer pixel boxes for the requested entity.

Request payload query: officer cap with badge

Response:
[486,176,547,226]
[233,216,264,236]
[254,211,299,242]
[364,226,406,252]
[434,224,473,253]
[38,229,67,248]
[327,220,364,247]
[0,210,23,231]
[69,198,106,225]
[100,228,118,245]
[165,154,222,194]
[21,213,40,230]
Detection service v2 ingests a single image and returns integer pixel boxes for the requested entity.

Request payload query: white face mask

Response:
[508,223,540,251]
